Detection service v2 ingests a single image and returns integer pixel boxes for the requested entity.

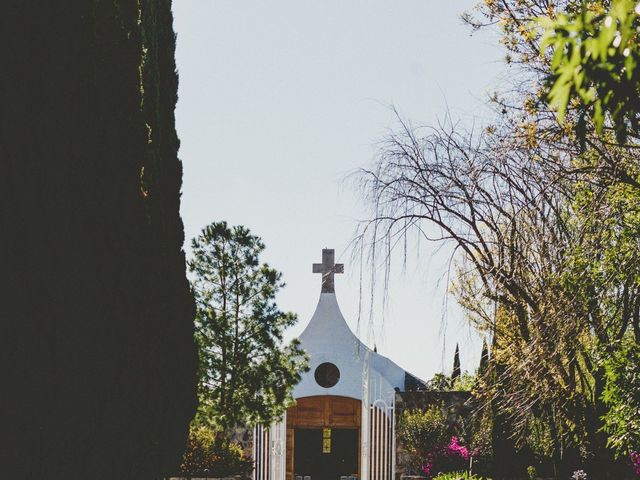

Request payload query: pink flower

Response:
[421,436,470,478]
[420,462,433,476]
[630,451,640,476]
[445,436,470,461]
[420,452,435,476]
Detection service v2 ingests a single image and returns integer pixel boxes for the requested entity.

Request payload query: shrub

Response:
[397,406,449,473]
[466,408,493,475]
[180,426,252,478]
[431,471,486,480]
[526,465,537,480]
[422,436,470,477]
[601,338,640,457]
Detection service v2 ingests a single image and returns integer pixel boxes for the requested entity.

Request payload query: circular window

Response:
[314,362,340,388]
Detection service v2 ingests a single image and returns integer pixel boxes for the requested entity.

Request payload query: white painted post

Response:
[264,427,270,480]
[269,422,276,480]
[254,425,271,480]
[253,425,261,480]
[269,413,286,480]
[253,425,259,480]
[383,404,388,480]
[361,349,371,480]
[390,399,396,480]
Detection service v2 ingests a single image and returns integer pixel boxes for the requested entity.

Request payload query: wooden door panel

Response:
[287,395,360,428]
[291,396,325,427]
[286,427,294,480]
[329,396,360,427]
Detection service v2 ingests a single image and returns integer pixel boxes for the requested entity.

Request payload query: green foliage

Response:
[562,174,640,458]
[539,0,640,142]
[360,0,640,476]
[468,409,493,460]
[189,221,308,432]
[526,465,537,480]
[453,373,477,392]
[431,472,488,480]
[397,407,450,473]
[180,426,252,478]
[524,416,555,461]
[429,373,454,391]
[601,336,640,456]
[427,372,476,392]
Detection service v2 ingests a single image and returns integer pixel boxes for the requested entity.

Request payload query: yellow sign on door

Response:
[322,428,331,453]
[322,438,331,453]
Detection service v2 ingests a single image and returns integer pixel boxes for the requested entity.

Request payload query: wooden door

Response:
[285,396,361,480]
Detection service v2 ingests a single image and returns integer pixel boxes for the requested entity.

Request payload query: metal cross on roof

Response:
[312,248,344,293]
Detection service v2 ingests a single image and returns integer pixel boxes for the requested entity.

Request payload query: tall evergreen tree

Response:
[452,343,461,382]
[479,339,490,376]
[189,222,308,433]
[1,2,197,478]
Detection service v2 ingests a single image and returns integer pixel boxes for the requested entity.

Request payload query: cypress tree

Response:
[1,1,197,478]
[452,343,461,382]
[479,339,490,376]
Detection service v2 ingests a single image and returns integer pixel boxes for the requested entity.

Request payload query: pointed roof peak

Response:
[299,289,355,343]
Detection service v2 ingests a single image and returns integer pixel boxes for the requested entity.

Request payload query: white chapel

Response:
[253,249,427,480]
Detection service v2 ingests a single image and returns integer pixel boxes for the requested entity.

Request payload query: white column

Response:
[360,349,371,480]
[269,413,286,480]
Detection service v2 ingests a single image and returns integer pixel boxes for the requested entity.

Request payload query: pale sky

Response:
[172,1,505,381]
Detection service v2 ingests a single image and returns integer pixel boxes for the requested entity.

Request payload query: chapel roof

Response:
[293,249,427,400]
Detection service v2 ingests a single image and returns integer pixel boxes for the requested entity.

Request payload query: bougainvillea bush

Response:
[421,436,470,478]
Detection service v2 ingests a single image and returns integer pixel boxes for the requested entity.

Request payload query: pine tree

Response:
[479,339,490,376]
[452,343,461,382]
[189,221,308,433]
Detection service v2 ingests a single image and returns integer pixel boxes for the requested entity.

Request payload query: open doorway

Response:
[294,428,358,480]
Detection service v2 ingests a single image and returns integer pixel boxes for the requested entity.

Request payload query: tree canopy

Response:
[357,0,640,476]
[188,221,308,432]
[539,0,640,143]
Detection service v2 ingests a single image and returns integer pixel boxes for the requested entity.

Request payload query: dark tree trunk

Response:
[488,355,523,480]
[586,367,617,478]
[490,397,523,479]
[0,1,198,478]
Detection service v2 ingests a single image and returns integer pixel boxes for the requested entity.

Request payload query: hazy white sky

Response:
[172,1,505,381]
